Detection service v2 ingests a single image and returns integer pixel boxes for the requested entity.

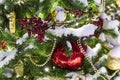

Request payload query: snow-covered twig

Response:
[48,24,97,38]
[65,72,85,80]
[16,33,28,45]
[86,43,102,58]
[24,43,36,50]
[0,49,17,68]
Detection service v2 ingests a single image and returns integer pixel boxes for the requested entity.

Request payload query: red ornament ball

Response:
[1,40,6,49]
[52,40,87,69]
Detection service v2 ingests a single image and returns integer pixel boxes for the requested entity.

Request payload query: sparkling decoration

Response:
[14,60,24,77]
[44,67,50,73]
[107,46,120,70]
[52,39,87,69]
[9,11,16,33]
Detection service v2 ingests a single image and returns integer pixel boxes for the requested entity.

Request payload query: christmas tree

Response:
[0,0,120,80]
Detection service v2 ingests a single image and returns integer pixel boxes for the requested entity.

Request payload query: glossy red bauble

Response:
[52,40,87,69]
[1,40,6,49]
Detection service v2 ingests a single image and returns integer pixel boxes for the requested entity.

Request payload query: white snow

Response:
[48,24,97,38]
[65,72,80,77]
[85,74,93,80]
[110,13,115,20]
[55,11,66,22]
[99,67,107,74]
[94,0,101,5]
[99,33,106,42]
[66,41,72,50]
[86,43,102,58]
[55,6,66,22]
[0,0,5,4]
[114,76,120,80]
[100,13,111,20]
[102,19,120,46]
[4,68,13,78]
[109,46,120,58]
[94,54,108,68]
[24,43,35,50]
[39,0,44,3]
[116,35,120,45]
[55,6,65,11]
[4,4,9,10]
[86,46,95,58]
[4,71,13,78]
[15,0,24,5]
[102,20,119,30]
[65,72,85,80]
[107,37,119,46]
[117,10,120,15]
[79,0,88,6]
[92,43,102,53]
[16,33,28,45]
[75,23,79,26]
[0,49,17,68]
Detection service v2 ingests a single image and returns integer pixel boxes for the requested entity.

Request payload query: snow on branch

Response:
[48,24,97,38]
[24,43,36,50]
[16,33,28,45]
[86,43,102,58]
[0,49,17,68]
